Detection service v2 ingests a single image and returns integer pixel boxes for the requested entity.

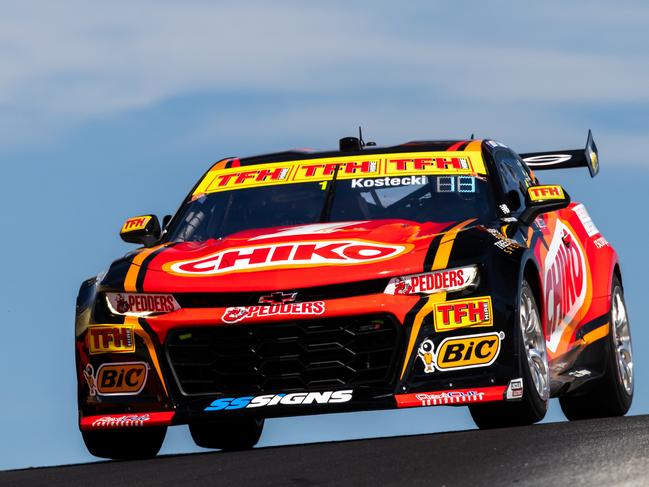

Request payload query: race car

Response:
[76,131,633,459]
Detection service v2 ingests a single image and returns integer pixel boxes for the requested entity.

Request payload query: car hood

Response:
[118,219,476,293]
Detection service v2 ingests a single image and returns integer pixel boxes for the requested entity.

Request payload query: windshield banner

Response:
[193,151,487,196]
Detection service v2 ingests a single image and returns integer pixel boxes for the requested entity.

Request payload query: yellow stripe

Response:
[123,246,169,396]
[399,219,475,379]
[464,140,482,152]
[125,316,169,397]
[124,245,164,292]
[527,226,535,246]
[582,323,609,345]
[431,220,474,271]
[400,293,447,379]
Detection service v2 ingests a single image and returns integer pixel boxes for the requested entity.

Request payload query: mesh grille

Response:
[166,315,401,395]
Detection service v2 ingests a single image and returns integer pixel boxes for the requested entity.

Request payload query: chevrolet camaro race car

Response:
[76,132,633,459]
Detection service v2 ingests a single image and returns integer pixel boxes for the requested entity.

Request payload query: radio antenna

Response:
[358,126,366,148]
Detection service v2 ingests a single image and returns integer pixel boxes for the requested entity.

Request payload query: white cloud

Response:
[1,0,648,151]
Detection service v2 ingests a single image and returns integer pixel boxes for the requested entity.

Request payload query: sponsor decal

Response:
[432,297,493,332]
[528,185,565,202]
[573,204,599,237]
[296,160,380,180]
[207,166,293,192]
[121,215,152,233]
[84,362,149,396]
[88,325,135,355]
[384,266,478,296]
[568,369,592,378]
[105,293,180,316]
[83,364,98,396]
[505,378,524,400]
[417,331,503,373]
[165,240,410,276]
[351,175,427,188]
[415,391,483,406]
[494,239,514,254]
[221,302,325,323]
[523,154,572,166]
[387,156,474,173]
[418,339,435,373]
[594,236,608,249]
[499,204,511,215]
[544,221,588,353]
[204,390,353,411]
[92,414,150,428]
[193,152,487,195]
[216,167,291,185]
[434,332,504,371]
[81,412,175,430]
[486,228,521,255]
[395,385,507,408]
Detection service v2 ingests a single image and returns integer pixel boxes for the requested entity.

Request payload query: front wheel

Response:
[559,276,633,420]
[82,426,167,460]
[190,417,264,451]
[470,279,549,429]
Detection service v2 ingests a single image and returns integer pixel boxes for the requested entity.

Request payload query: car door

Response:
[515,180,594,363]
[494,149,592,362]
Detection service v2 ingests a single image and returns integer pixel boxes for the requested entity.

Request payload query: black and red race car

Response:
[76,132,633,459]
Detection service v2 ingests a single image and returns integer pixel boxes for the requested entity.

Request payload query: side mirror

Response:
[120,215,161,247]
[518,185,571,226]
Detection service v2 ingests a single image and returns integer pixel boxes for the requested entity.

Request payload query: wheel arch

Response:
[522,258,543,322]
[613,263,623,289]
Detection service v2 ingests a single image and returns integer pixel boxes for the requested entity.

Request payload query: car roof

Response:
[186,138,495,205]
[228,139,486,167]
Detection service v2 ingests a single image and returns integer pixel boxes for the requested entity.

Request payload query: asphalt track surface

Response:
[4,415,649,487]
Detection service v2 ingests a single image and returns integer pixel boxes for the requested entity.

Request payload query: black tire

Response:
[469,280,548,429]
[190,417,264,450]
[559,276,633,420]
[82,426,167,460]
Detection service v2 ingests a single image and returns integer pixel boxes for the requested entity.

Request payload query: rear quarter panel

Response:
[533,202,617,362]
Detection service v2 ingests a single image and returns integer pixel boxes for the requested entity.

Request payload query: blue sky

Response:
[1,0,648,470]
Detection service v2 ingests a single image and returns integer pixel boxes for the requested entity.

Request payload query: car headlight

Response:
[384,265,479,295]
[105,292,181,317]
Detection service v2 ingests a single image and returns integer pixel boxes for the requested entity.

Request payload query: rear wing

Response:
[520,130,599,178]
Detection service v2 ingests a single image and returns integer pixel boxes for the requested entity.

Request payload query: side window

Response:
[495,150,533,214]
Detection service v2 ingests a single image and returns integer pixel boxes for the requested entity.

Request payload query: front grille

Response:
[166,315,402,396]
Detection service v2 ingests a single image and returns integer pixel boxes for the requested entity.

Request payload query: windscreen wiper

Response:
[319,164,341,222]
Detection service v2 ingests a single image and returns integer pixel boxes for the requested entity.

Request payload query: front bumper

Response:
[76,290,522,431]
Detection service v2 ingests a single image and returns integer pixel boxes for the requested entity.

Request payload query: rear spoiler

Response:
[519,130,599,178]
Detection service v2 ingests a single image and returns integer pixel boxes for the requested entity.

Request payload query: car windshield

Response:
[166,174,496,242]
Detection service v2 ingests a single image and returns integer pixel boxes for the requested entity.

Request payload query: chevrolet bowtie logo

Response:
[258,291,298,304]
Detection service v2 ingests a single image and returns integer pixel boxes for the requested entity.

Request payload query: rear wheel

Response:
[82,426,167,460]
[559,276,633,420]
[190,417,264,450]
[470,279,549,429]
